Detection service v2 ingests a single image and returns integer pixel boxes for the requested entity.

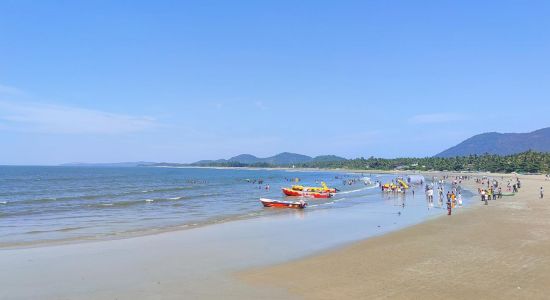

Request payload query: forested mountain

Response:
[436,128,550,157]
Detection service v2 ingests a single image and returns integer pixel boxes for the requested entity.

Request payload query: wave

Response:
[338,185,377,194]
[87,195,200,209]
[1,192,223,218]
[12,186,195,205]
[332,197,347,202]
[25,226,87,235]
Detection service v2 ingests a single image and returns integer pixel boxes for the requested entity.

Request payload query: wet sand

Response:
[0,177,441,300]
[241,173,550,299]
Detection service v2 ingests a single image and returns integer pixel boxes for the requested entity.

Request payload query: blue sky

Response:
[1,1,549,165]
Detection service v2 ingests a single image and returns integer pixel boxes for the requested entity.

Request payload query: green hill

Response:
[436,127,550,157]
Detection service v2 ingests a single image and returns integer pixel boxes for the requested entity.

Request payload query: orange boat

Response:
[260,198,306,209]
[282,188,332,199]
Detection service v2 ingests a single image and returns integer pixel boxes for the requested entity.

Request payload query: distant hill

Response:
[191,152,347,166]
[228,154,262,164]
[191,159,227,165]
[60,162,157,167]
[436,127,550,157]
[260,152,313,165]
[311,155,348,162]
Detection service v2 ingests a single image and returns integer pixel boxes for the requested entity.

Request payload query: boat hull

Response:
[282,188,332,198]
[260,198,306,209]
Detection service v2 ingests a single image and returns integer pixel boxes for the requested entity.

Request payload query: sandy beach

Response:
[0,169,443,300]
[2,171,549,299]
[241,173,550,299]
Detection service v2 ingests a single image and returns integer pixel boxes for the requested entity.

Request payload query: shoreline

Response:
[240,173,550,299]
[0,169,489,251]
[0,169,469,251]
[2,170,537,299]
[0,167,379,250]
[0,171,474,299]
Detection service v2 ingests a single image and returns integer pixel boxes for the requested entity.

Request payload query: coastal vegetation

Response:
[170,151,550,174]
[298,151,550,173]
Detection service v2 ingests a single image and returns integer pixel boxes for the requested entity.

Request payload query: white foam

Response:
[338,186,376,194]
[145,199,154,202]
[332,197,347,202]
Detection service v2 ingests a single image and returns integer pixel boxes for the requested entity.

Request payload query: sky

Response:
[1,0,549,165]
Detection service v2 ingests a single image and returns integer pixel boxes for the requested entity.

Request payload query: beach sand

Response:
[240,173,550,299]
[3,171,549,299]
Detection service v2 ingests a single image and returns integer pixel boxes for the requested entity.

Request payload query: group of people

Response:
[245,178,264,184]
[343,178,363,186]
[476,176,524,204]
[479,187,502,204]
[424,178,463,215]
[445,191,463,215]
[245,178,270,190]
[185,179,208,184]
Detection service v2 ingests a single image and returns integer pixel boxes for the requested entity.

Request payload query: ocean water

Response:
[0,166,470,247]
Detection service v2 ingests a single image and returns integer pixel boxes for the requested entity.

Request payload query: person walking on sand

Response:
[541,187,544,199]
[447,199,452,215]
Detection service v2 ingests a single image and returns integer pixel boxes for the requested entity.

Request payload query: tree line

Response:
[190,151,550,173]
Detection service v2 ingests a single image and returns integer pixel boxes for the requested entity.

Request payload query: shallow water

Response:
[0,166,471,247]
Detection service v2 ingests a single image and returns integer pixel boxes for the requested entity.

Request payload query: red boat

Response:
[281,188,332,199]
[260,198,306,209]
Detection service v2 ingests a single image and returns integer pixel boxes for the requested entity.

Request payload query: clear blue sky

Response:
[1,1,549,165]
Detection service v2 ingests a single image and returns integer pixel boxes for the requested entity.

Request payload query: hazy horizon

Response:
[2,1,550,165]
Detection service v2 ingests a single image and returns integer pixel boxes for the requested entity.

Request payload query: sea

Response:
[0,166,472,247]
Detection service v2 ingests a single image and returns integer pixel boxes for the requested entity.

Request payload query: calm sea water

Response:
[0,166,470,247]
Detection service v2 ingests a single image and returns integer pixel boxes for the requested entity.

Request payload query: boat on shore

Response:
[260,198,307,209]
[282,188,332,198]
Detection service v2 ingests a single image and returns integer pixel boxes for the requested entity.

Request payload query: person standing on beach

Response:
[541,187,544,199]
[451,192,456,209]
[447,199,452,215]
[457,192,463,207]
